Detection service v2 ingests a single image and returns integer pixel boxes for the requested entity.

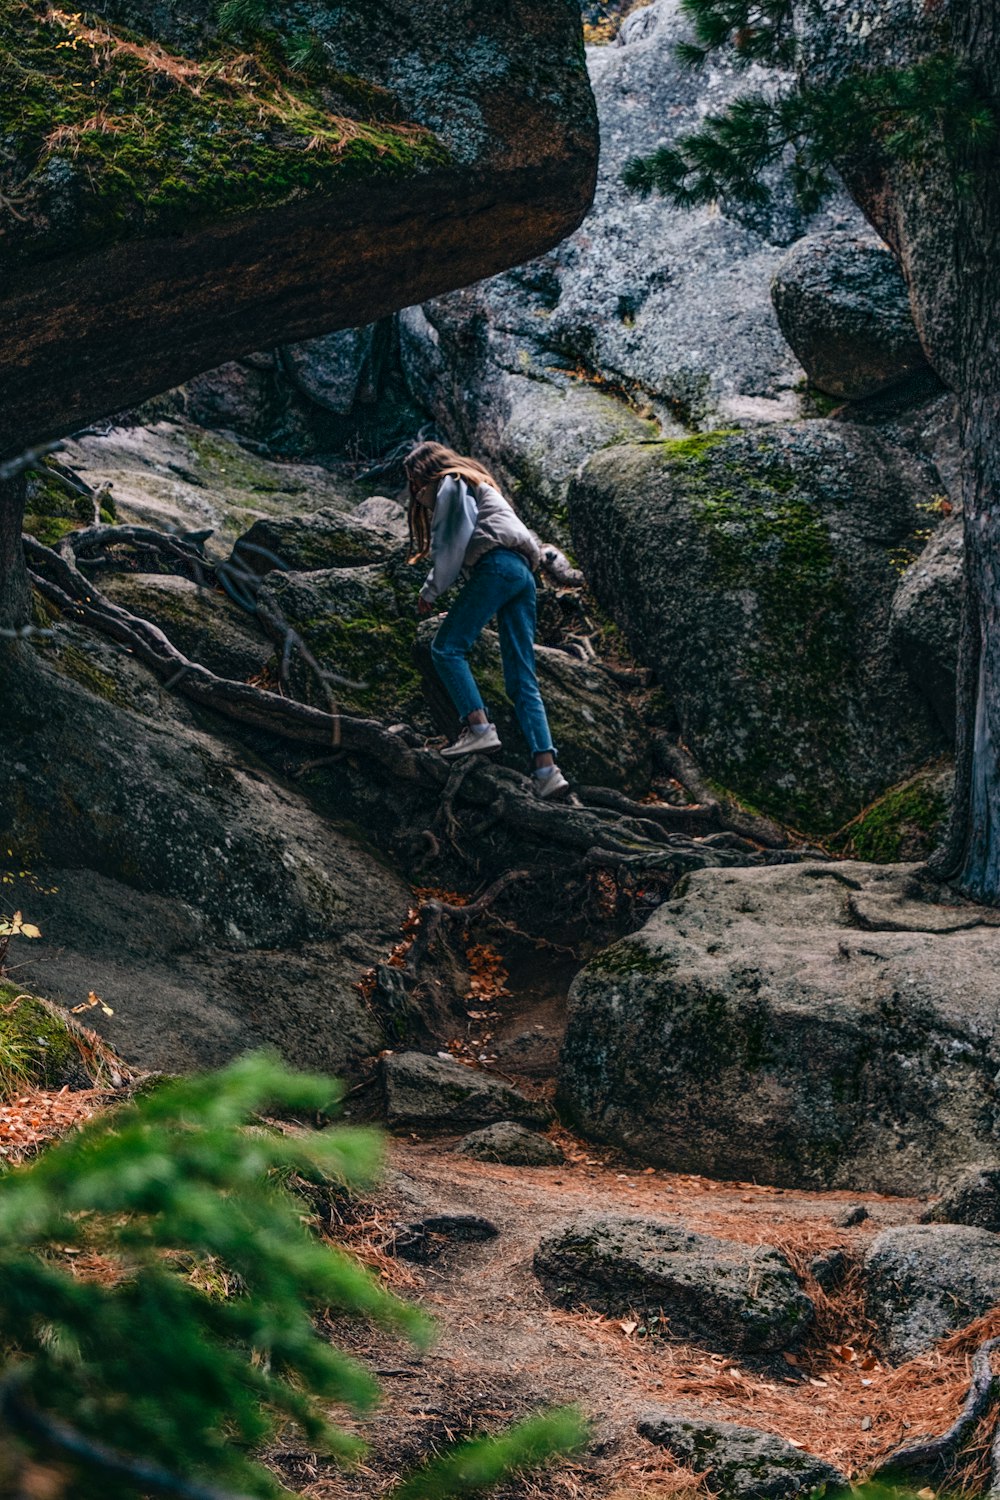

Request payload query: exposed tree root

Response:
[404,869,532,980]
[871,1336,1000,1483]
[23,530,805,888]
[654,736,789,849]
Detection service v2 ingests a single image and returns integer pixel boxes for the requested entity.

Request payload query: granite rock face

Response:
[865,1225,1000,1361]
[771,231,930,400]
[401,0,863,534]
[569,423,947,830]
[921,1168,1000,1233]
[534,1214,814,1354]
[558,861,1000,1194]
[0,641,410,1077]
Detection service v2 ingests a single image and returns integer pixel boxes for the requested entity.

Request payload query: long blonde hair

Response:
[404,441,501,562]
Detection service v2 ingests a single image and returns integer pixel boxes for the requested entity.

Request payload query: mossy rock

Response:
[637,1413,846,1500]
[20,457,116,547]
[832,760,952,863]
[570,423,949,832]
[61,420,363,553]
[101,574,272,682]
[0,983,87,1099]
[257,562,425,722]
[0,4,448,268]
[0,0,598,461]
[232,507,403,575]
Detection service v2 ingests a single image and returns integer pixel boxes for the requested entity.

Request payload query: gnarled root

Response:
[871,1335,1000,1484]
[24,533,805,889]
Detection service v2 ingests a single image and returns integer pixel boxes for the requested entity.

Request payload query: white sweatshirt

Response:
[420,476,541,605]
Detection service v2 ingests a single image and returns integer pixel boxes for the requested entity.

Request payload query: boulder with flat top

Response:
[559,860,1000,1195]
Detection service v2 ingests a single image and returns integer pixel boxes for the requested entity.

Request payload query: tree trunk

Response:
[918,0,1000,902]
[932,392,1000,901]
[0,475,29,632]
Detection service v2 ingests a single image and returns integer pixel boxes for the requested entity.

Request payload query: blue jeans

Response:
[431,549,556,758]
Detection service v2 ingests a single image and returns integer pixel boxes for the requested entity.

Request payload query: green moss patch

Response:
[585,942,666,978]
[833,767,950,863]
[1,2,448,261]
[21,459,115,546]
[661,431,858,830]
[0,982,80,1099]
[51,643,131,706]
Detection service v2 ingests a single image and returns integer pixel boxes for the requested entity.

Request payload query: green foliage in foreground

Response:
[0,1052,585,1498]
[623,0,997,213]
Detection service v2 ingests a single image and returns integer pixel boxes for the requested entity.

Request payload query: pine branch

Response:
[624,49,998,213]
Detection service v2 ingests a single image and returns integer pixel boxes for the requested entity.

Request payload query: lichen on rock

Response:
[569,422,949,830]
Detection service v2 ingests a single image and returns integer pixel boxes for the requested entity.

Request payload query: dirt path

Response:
[286,1127,985,1500]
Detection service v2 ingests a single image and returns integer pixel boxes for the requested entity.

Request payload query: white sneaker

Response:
[440,723,502,758]
[534,766,569,800]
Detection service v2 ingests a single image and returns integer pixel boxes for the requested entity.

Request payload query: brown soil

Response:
[283,1126,989,1500]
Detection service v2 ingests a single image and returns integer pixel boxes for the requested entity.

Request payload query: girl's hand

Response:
[417,596,434,617]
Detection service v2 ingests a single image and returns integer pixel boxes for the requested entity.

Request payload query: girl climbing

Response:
[404,440,569,800]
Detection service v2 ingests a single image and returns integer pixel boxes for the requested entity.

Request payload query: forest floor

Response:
[298,1128,994,1500]
[268,953,987,1500]
[3,946,988,1500]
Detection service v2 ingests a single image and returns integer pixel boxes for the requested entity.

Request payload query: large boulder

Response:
[865,1225,1000,1362]
[533,1215,814,1354]
[638,1413,846,1500]
[0,0,597,456]
[558,861,1000,1195]
[771,232,930,400]
[569,424,947,830]
[0,637,410,1077]
[400,0,863,535]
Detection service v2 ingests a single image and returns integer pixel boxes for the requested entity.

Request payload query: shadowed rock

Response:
[534,1214,814,1354]
[381,1052,554,1131]
[922,1168,1000,1232]
[0,639,410,1076]
[0,0,597,456]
